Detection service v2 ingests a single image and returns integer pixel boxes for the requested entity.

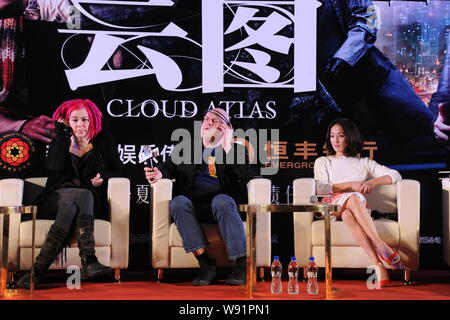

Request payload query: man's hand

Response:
[20,115,56,143]
[144,167,162,184]
[91,173,103,187]
[324,57,351,78]
[434,103,450,141]
[218,122,233,153]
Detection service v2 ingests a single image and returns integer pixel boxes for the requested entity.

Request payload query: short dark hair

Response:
[324,118,363,157]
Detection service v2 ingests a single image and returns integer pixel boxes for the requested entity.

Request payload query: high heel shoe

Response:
[377,250,401,269]
[378,279,392,287]
[374,264,392,288]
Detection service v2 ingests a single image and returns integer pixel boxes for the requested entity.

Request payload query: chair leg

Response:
[403,269,412,286]
[7,272,16,289]
[157,268,164,283]
[114,269,121,283]
[258,267,265,282]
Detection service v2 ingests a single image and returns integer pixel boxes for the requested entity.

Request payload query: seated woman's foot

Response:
[81,256,113,280]
[374,263,391,287]
[376,245,403,269]
[16,272,42,290]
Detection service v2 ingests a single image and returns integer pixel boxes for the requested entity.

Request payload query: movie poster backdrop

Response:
[0,0,449,270]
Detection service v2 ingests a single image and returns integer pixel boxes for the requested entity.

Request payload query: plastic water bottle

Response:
[287,257,299,294]
[307,256,319,295]
[270,256,282,294]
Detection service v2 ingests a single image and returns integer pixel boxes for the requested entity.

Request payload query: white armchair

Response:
[442,178,450,267]
[0,177,130,283]
[151,178,272,281]
[293,178,420,282]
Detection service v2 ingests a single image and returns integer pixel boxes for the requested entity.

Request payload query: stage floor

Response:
[1,269,449,301]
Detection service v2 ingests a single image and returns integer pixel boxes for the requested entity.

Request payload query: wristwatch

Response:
[23,0,41,20]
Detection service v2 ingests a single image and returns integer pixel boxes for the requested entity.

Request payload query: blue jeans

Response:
[169,194,246,260]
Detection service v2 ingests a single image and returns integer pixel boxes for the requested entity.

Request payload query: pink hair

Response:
[52,99,103,139]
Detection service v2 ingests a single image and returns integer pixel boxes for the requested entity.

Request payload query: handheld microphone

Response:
[139,146,160,168]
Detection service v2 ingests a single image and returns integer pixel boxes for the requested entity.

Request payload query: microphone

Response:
[139,146,160,168]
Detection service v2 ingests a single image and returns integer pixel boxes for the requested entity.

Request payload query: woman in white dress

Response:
[314,118,403,286]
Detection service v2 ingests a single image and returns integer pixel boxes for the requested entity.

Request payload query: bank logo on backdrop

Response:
[0,132,35,172]
[59,0,321,93]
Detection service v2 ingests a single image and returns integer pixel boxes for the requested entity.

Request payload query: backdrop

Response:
[0,0,449,271]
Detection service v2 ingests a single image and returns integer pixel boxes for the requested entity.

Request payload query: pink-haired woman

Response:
[17,99,122,289]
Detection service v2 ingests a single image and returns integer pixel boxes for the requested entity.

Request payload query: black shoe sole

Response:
[225,279,246,286]
[192,280,214,286]
[82,267,113,280]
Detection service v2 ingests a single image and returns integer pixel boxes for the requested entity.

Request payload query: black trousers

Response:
[38,188,95,233]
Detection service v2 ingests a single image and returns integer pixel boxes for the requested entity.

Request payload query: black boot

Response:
[76,214,112,280]
[225,256,246,285]
[17,225,69,290]
[192,252,216,286]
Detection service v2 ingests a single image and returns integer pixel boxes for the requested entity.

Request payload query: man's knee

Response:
[169,195,193,217]
[212,194,235,211]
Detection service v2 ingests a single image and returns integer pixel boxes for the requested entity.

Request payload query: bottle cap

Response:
[291,257,296,261]
[274,256,279,260]
[309,256,315,261]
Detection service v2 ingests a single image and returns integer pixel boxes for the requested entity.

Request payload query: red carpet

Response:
[1,269,449,301]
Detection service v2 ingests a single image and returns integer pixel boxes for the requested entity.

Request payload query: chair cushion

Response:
[19,219,111,247]
[169,222,246,248]
[312,218,400,247]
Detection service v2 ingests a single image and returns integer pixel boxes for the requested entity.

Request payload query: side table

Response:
[0,206,37,297]
[239,203,340,299]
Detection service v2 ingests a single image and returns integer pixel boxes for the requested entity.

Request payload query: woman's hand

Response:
[144,167,163,184]
[349,181,364,192]
[359,181,375,194]
[57,118,69,126]
[91,173,104,187]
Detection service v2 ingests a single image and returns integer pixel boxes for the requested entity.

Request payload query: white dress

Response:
[314,156,402,209]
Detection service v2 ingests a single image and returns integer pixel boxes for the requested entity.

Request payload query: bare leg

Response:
[340,209,389,282]
[343,195,394,257]
[340,209,379,263]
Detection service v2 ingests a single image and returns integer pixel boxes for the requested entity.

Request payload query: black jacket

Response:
[35,122,122,205]
[157,143,254,205]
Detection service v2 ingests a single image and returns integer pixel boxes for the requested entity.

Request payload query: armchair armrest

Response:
[247,178,271,267]
[108,177,130,269]
[0,179,24,271]
[151,179,173,269]
[396,179,420,270]
[293,178,315,267]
